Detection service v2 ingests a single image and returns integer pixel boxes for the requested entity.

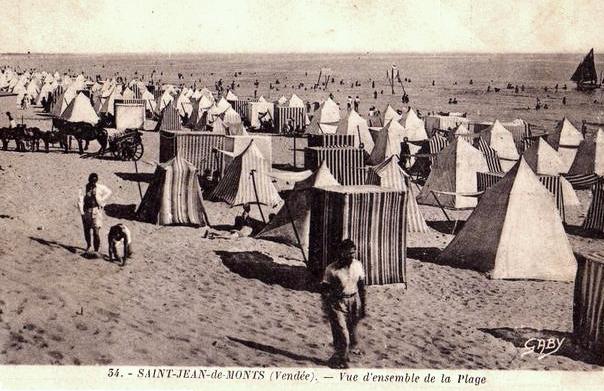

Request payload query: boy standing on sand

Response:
[320,239,366,369]
[77,173,112,255]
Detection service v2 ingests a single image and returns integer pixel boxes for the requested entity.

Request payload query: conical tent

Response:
[417,137,489,209]
[438,158,577,281]
[51,86,78,117]
[211,140,282,207]
[382,104,402,125]
[60,92,99,125]
[480,119,520,171]
[400,108,428,141]
[583,180,604,232]
[366,155,430,233]
[307,98,340,134]
[451,123,473,142]
[568,129,604,177]
[225,90,238,101]
[289,94,305,108]
[136,157,208,226]
[336,109,374,154]
[548,117,584,172]
[369,119,405,164]
[523,138,566,175]
[256,161,339,256]
[100,88,123,116]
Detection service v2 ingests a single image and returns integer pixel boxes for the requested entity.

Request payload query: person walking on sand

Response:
[321,239,366,369]
[107,223,132,267]
[77,173,112,256]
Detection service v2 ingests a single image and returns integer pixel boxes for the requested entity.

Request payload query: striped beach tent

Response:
[366,156,430,233]
[439,158,576,281]
[335,109,374,154]
[428,134,449,163]
[583,180,604,232]
[548,117,584,173]
[476,137,504,174]
[308,185,408,285]
[156,100,182,131]
[304,147,365,186]
[211,140,282,207]
[573,251,604,363]
[399,108,429,142]
[480,119,520,171]
[256,161,339,258]
[566,129,604,189]
[136,157,208,226]
[417,137,489,209]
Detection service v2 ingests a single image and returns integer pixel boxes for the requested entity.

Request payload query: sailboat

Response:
[570,48,601,91]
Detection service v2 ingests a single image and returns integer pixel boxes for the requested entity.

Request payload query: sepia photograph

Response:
[0,0,603,389]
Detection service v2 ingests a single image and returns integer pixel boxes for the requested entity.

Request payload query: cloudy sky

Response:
[0,0,602,53]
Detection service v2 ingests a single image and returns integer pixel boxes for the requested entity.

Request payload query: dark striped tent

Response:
[307,134,355,148]
[136,157,208,226]
[477,137,504,173]
[156,100,182,131]
[304,147,365,185]
[274,106,306,133]
[231,99,248,120]
[428,134,449,163]
[477,171,565,220]
[308,185,408,286]
[159,131,225,176]
[564,174,602,190]
[573,251,604,364]
[583,180,604,232]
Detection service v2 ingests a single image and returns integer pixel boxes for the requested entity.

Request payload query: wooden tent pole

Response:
[283,197,308,263]
[430,191,451,222]
[250,169,267,224]
[133,159,143,202]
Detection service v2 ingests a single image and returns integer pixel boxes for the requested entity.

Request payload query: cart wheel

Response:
[111,145,121,158]
[131,142,144,161]
[122,142,144,161]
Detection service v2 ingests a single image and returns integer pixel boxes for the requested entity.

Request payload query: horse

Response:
[27,127,64,153]
[0,125,28,152]
[55,121,108,155]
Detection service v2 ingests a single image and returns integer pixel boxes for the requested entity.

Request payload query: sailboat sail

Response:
[571,48,598,84]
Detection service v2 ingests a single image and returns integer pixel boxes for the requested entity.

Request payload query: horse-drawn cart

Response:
[106,128,144,161]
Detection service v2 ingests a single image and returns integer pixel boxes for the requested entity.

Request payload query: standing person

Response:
[321,239,366,369]
[399,137,411,169]
[354,96,360,112]
[346,96,352,111]
[77,173,112,255]
[107,223,132,266]
[6,112,16,128]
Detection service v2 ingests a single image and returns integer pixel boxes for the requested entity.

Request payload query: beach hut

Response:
[438,158,577,281]
[256,161,340,258]
[211,140,282,209]
[308,185,408,286]
[136,157,208,226]
[548,117,584,173]
[417,137,489,209]
[366,155,430,233]
[274,94,308,133]
[60,92,99,125]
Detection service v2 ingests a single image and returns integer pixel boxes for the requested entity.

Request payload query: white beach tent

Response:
[60,92,99,125]
[336,109,374,154]
[548,117,584,173]
[399,108,428,142]
[438,158,577,281]
[480,119,520,171]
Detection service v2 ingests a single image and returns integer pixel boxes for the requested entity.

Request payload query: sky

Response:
[0,0,602,54]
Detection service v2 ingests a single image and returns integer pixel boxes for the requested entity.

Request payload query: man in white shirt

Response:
[77,173,112,255]
[320,239,367,369]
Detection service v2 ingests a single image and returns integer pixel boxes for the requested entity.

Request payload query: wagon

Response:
[106,128,144,161]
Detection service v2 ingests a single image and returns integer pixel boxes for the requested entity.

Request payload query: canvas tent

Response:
[548,117,584,173]
[211,140,282,207]
[480,119,520,171]
[256,161,339,257]
[60,92,99,125]
[136,157,208,226]
[568,129,604,177]
[366,155,430,233]
[417,137,489,209]
[335,109,374,154]
[369,119,409,165]
[399,108,429,142]
[307,98,341,134]
[437,158,577,281]
[583,180,604,232]
[382,104,402,125]
[155,100,182,131]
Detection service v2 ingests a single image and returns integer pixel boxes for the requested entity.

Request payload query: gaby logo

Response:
[521,337,565,360]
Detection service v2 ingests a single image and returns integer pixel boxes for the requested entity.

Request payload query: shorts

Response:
[83,207,103,229]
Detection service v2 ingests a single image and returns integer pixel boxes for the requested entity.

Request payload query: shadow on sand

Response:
[480,327,602,365]
[407,247,444,264]
[215,250,317,292]
[115,172,155,183]
[564,224,604,239]
[29,236,84,254]
[227,336,326,366]
[104,203,138,220]
[426,220,465,235]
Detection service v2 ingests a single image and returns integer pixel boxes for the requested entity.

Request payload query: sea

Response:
[1,52,604,132]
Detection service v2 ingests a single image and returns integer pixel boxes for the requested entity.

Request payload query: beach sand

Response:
[0,109,602,369]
